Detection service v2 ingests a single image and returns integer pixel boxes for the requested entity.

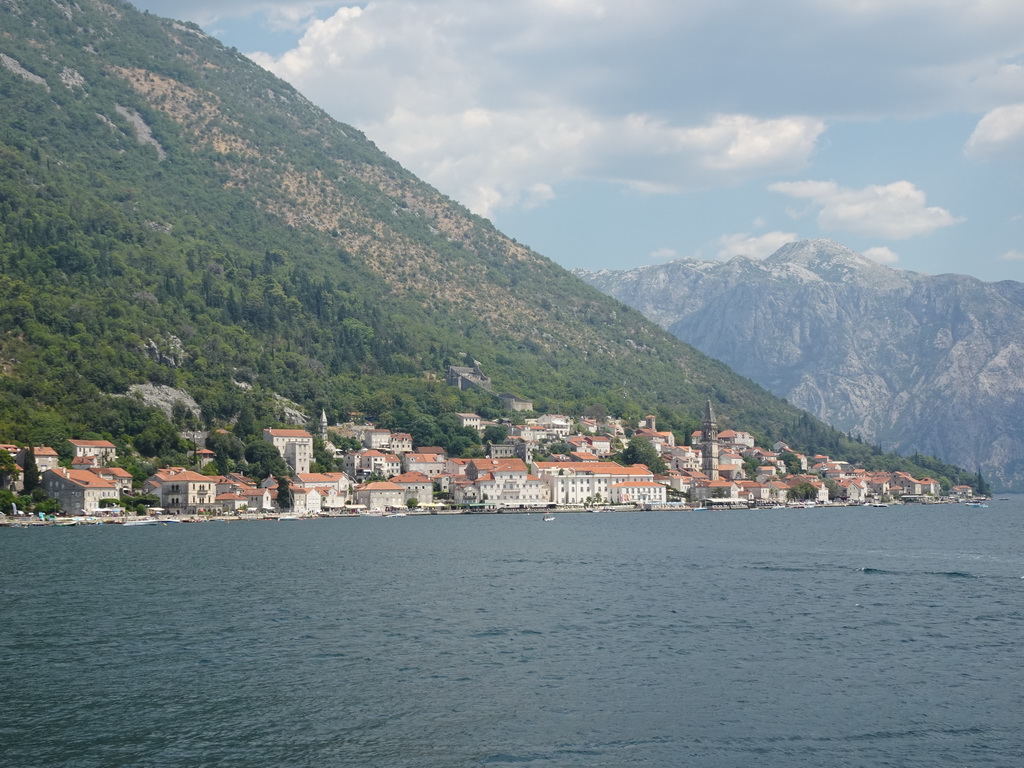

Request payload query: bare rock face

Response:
[128,383,201,422]
[577,240,1024,490]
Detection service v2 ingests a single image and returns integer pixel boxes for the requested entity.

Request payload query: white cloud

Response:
[650,247,677,261]
[247,2,830,216]
[333,102,824,217]
[770,180,963,239]
[999,249,1024,261]
[716,231,798,260]
[141,0,338,28]
[863,246,900,264]
[965,103,1024,158]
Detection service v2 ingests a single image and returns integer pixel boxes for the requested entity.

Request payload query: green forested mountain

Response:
[0,0,977,488]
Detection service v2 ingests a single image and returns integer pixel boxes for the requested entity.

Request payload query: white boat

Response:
[122,517,158,526]
[543,514,556,522]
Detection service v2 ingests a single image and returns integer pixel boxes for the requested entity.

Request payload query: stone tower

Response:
[319,408,329,442]
[701,399,719,481]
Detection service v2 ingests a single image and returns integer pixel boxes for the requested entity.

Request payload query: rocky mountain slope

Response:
[0,0,870,466]
[577,240,1024,489]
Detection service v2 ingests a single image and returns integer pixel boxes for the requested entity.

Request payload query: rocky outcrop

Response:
[577,240,1024,490]
[127,383,201,422]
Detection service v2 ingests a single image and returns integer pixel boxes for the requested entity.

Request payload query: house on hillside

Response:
[499,393,532,412]
[635,427,675,453]
[68,439,117,467]
[87,466,133,496]
[456,413,483,432]
[718,429,755,450]
[446,364,492,392]
[402,452,447,477]
[389,433,413,454]
[343,449,401,480]
[361,429,392,450]
[262,428,313,475]
[15,446,60,474]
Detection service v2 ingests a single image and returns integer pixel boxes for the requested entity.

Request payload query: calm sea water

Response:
[2,501,1023,767]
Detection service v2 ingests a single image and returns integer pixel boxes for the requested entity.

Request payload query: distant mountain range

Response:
[577,240,1024,490]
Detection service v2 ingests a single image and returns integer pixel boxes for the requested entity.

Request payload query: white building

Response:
[68,439,117,467]
[609,480,667,505]
[354,481,405,510]
[262,428,313,475]
[534,461,656,506]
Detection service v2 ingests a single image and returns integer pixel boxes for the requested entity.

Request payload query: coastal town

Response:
[0,366,981,524]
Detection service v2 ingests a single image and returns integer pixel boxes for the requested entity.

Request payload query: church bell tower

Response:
[701,399,719,481]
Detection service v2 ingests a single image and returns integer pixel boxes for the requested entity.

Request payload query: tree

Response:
[779,451,803,475]
[134,415,186,459]
[742,455,760,480]
[787,482,818,501]
[975,470,991,497]
[621,436,667,474]
[276,475,293,510]
[546,440,572,456]
[482,424,508,445]
[206,430,245,473]
[234,404,257,442]
[0,450,20,492]
[22,446,41,494]
[312,437,337,472]
[244,441,290,480]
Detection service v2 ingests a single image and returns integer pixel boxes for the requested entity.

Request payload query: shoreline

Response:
[0,497,995,527]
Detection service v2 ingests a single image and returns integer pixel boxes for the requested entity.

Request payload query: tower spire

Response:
[701,399,719,481]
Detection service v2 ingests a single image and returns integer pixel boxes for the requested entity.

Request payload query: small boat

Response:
[543,515,556,522]
[122,517,158,526]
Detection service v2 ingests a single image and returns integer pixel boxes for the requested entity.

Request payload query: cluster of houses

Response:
[1,402,971,516]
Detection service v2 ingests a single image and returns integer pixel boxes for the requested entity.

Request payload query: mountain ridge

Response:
[576,240,1024,490]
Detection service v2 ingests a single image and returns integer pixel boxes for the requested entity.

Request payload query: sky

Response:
[132,0,1024,282]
